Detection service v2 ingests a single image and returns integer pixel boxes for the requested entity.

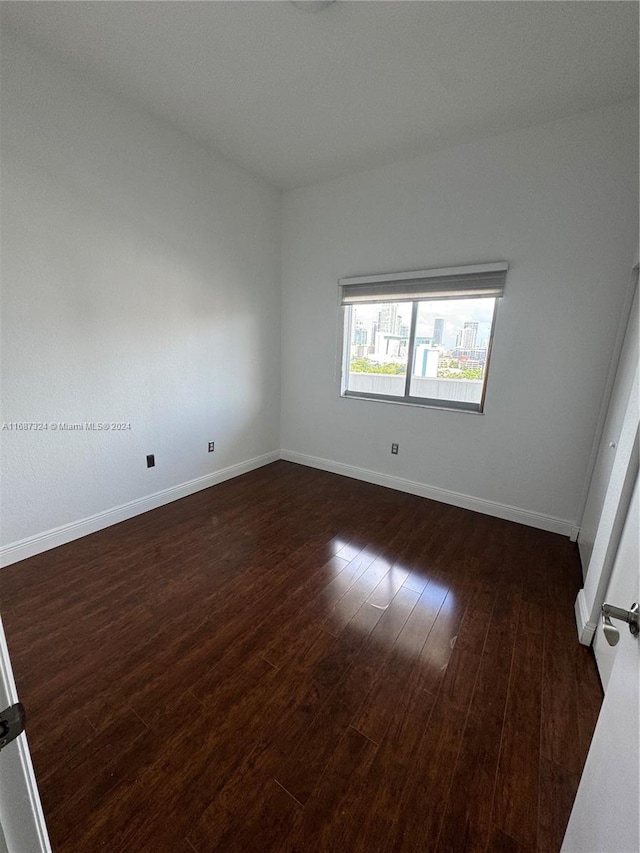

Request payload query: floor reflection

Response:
[325,539,457,662]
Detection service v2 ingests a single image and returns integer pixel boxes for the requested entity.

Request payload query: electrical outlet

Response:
[208,441,215,453]
[146,454,155,468]
[391,443,399,455]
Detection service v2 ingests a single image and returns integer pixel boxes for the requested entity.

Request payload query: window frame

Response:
[338,263,507,414]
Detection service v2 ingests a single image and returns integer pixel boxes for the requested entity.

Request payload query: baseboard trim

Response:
[1,448,577,567]
[575,588,596,646]
[280,450,575,537]
[0,451,280,568]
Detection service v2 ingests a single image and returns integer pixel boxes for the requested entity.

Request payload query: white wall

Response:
[1,28,637,556]
[280,101,638,531]
[0,32,281,550]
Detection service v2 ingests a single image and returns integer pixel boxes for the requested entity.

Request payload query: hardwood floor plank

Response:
[26,701,96,783]
[174,774,300,853]
[272,586,419,804]
[346,678,440,853]
[45,731,156,850]
[491,600,543,850]
[258,550,377,667]
[351,576,450,744]
[388,575,500,852]
[486,827,534,853]
[537,757,580,853]
[540,605,584,777]
[280,726,378,852]
[435,576,521,853]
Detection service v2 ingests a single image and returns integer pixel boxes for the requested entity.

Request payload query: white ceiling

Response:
[2,1,638,190]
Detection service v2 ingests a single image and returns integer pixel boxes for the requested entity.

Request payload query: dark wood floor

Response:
[1,461,602,852]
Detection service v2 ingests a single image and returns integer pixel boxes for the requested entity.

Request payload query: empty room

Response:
[0,1,638,851]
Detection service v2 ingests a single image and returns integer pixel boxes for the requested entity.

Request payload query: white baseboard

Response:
[574,588,597,646]
[280,449,575,537]
[1,447,577,568]
[0,451,280,568]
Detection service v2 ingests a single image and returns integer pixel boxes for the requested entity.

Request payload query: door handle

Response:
[601,602,639,646]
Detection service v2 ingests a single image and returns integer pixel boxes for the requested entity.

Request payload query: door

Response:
[593,467,639,689]
[0,615,50,852]
[575,284,638,647]
[578,274,638,576]
[562,476,639,852]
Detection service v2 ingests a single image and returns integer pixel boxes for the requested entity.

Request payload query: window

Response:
[340,263,507,413]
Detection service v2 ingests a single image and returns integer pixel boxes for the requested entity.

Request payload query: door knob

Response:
[601,602,639,647]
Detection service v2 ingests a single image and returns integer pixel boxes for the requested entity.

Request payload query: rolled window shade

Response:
[339,263,508,305]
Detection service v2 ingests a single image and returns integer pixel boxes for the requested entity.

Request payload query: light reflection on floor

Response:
[326,538,457,664]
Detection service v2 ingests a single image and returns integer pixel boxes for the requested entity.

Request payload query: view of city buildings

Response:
[348,298,495,380]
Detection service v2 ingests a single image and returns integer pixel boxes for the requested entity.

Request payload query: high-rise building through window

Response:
[461,321,478,350]
[377,303,398,334]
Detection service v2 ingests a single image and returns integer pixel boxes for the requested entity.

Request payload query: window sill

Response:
[340,391,484,414]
